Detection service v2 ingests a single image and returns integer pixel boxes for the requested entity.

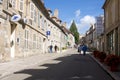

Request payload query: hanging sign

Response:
[11,14,21,22]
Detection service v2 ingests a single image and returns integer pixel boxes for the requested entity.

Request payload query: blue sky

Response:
[44,0,105,34]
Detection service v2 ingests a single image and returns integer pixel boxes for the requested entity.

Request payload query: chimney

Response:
[41,0,44,4]
[54,9,59,18]
[62,22,67,28]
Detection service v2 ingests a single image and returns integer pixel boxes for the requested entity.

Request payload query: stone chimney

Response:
[62,22,67,28]
[47,8,52,17]
[54,9,59,18]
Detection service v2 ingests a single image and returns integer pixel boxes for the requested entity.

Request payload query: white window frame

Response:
[0,0,3,4]
[44,20,47,31]
[30,2,35,19]
[39,37,42,49]
[34,9,37,22]
[10,0,17,9]
[33,34,36,49]
[41,17,44,30]
[38,12,40,28]
[25,30,29,50]
[19,0,24,12]
[40,15,42,28]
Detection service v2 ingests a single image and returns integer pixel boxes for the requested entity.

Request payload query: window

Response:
[41,17,44,30]
[44,20,47,31]
[19,0,24,12]
[0,0,3,4]
[107,31,114,52]
[30,3,34,19]
[38,12,40,28]
[36,36,39,49]
[40,15,42,28]
[25,30,29,49]
[33,34,36,49]
[10,0,17,9]
[39,37,42,49]
[34,9,37,22]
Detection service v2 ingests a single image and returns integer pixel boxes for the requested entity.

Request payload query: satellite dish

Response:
[11,14,21,22]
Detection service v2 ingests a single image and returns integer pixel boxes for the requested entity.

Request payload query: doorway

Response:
[10,24,16,58]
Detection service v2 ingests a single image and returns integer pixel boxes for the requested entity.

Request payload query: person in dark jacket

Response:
[82,44,88,56]
[50,45,53,53]
[54,45,57,52]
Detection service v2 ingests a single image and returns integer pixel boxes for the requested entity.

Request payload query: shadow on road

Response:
[14,54,113,80]
[14,54,94,80]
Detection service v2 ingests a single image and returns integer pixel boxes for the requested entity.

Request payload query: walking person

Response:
[82,44,88,56]
[49,45,53,53]
[54,45,57,52]
[78,44,83,54]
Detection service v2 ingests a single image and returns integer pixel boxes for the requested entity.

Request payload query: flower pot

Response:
[99,59,104,62]
[109,65,118,72]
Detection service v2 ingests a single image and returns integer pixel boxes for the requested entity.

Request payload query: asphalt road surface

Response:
[1,54,113,80]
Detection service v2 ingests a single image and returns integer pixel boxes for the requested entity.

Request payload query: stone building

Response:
[103,0,120,55]
[94,15,104,51]
[0,0,71,61]
[85,24,95,49]
[61,23,75,49]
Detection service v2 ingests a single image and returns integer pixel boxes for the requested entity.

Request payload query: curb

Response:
[89,54,120,80]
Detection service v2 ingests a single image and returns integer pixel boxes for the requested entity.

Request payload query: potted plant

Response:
[97,52,106,62]
[104,54,120,71]
[93,50,100,58]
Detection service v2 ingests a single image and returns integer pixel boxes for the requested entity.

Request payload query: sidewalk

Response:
[0,48,75,79]
[89,53,120,80]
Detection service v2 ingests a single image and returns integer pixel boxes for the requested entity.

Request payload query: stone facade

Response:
[0,0,74,61]
[103,0,120,55]
[85,24,95,49]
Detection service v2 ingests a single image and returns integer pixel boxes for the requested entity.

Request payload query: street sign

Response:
[46,31,50,35]
[11,14,21,22]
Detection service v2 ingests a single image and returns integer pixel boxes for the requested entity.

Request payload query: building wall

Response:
[68,34,75,48]
[0,0,68,61]
[0,19,11,61]
[103,0,120,55]
[95,15,104,36]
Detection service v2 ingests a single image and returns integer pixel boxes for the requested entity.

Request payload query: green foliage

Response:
[69,20,79,44]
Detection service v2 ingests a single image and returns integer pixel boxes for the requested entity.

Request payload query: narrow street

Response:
[0,0,120,80]
[0,51,113,80]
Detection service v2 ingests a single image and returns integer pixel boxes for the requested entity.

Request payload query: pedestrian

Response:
[82,44,88,56]
[54,45,57,52]
[78,44,83,54]
[49,45,53,53]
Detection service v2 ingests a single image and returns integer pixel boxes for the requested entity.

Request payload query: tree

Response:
[69,20,79,44]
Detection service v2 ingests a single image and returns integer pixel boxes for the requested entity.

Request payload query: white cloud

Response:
[75,9,81,17]
[77,15,96,34]
[80,15,95,25]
